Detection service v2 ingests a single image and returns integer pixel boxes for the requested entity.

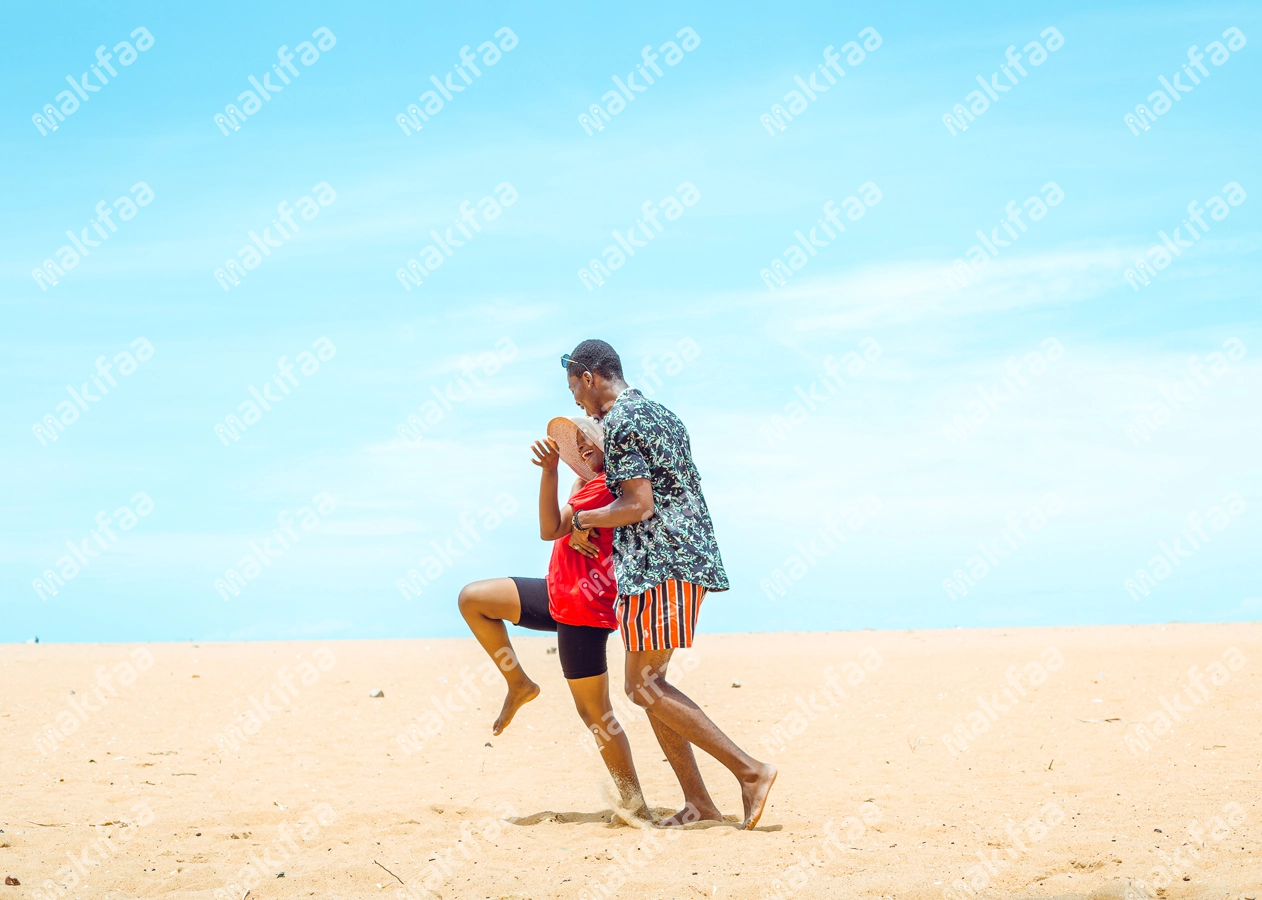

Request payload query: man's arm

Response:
[574,478,654,529]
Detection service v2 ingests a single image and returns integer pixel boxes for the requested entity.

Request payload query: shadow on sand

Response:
[508,808,782,831]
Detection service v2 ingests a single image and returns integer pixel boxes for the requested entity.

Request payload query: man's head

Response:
[564,339,626,417]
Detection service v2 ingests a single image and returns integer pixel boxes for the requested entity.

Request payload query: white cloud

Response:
[765,247,1129,337]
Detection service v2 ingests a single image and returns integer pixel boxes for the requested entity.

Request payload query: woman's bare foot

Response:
[657,801,722,827]
[741,763,778,829]
[613,802,654,826]
[492,681,539,735]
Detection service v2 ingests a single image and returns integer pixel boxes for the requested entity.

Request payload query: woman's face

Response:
[575,431,605,473]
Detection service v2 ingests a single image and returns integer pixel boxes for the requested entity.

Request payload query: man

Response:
[561,339,776,829]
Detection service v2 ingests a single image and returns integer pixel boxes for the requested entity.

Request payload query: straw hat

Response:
[546,416,605,480]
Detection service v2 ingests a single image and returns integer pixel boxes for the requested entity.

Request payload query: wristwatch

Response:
[572,510,585,531]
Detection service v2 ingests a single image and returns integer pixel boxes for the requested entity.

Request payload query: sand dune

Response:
[2,623,1259,899]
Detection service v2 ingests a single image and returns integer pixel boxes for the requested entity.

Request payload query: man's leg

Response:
[457,578,539,735]
[566,672,651,822]
[625,649,777,829]
[624,649,721,824]
[644,702,723,825]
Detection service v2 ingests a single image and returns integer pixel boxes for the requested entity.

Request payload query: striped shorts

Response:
[616,579,707,651]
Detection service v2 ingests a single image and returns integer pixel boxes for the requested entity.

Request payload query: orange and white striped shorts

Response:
[617,579,707,651]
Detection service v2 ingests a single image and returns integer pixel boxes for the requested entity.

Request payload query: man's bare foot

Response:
[492,681,539,735]
[657,801,722,827]
[741,763,777,829]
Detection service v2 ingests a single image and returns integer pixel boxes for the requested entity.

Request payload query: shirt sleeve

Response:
[605,419,651,488]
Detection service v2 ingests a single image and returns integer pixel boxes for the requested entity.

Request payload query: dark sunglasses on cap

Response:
[560,354,591,373]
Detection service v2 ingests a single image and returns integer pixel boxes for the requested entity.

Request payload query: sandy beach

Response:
[2,623,1259,899]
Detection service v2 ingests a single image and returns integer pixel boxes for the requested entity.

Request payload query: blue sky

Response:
[2,0,1259,643]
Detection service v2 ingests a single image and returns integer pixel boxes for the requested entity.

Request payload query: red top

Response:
[547,473,618,629]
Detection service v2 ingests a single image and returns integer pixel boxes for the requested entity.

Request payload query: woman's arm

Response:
[531,438,570,541]
[532,440,600,555]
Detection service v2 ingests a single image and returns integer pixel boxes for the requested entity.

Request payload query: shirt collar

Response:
[598,387,639,421]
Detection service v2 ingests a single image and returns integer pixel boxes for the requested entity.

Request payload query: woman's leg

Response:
[566,672,650,821]
[457,578,538,735]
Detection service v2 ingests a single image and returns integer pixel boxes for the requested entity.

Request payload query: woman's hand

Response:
[530,437,560,472]
[569,526,600,558]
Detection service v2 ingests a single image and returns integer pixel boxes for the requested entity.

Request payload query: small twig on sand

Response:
[374,860,405,886]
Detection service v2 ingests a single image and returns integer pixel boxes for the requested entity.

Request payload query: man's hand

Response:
[530,437,560,471]
[569,526,600,558]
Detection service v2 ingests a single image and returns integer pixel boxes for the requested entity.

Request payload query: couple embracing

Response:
[458,339,776,829]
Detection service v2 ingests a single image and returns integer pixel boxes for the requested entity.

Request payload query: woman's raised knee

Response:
[457,582,483,616]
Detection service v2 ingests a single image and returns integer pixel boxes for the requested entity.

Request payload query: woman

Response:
[457,416,648,819]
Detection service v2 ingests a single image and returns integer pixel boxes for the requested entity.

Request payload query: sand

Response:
[2,623,1259,900]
